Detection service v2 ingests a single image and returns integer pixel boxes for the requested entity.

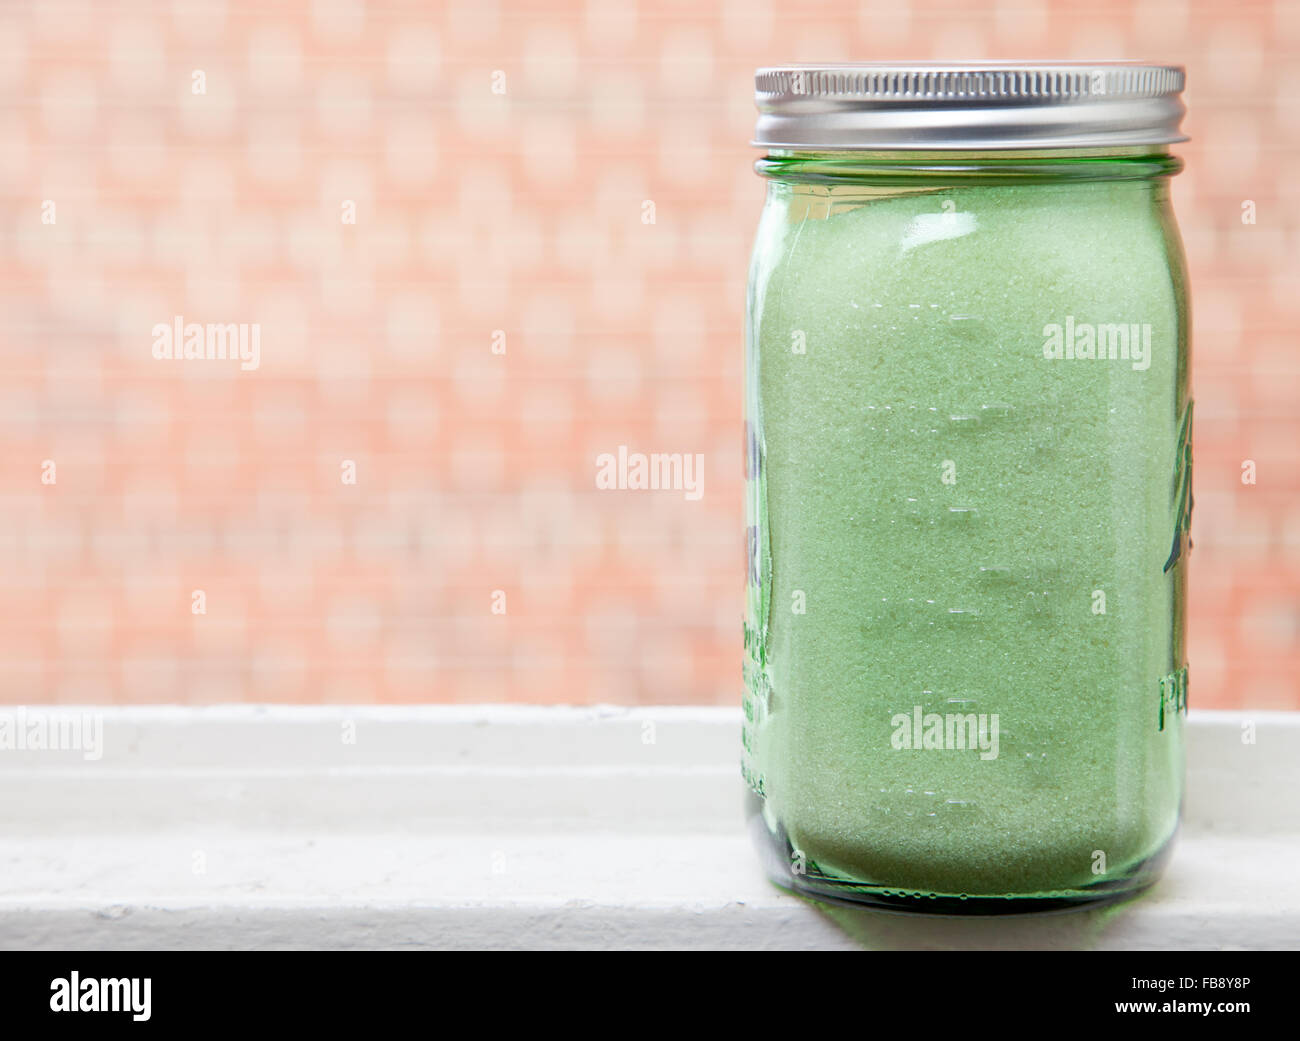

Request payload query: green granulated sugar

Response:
[750,180,1186,897]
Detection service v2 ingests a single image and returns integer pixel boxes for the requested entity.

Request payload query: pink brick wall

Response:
[0,1,1295,708]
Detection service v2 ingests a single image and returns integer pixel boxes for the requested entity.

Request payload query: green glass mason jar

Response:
[743,63,1191,912]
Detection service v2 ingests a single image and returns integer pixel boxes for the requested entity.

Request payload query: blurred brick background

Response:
[0,0,1295,707]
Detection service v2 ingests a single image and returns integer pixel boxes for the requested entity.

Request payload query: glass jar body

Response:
[743,151,1191,912]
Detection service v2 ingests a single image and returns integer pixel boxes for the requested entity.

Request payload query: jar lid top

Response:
[753,62,1187,151]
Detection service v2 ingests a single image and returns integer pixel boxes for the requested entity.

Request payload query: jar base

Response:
[747,792,1178,916]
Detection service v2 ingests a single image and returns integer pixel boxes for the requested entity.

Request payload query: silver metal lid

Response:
[753,62,1187,151]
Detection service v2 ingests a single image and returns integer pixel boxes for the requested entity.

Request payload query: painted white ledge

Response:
[0,707,1296,950]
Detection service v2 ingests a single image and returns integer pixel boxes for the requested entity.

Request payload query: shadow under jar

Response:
[742,63,1192,913]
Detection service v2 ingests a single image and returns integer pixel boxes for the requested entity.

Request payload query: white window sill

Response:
[1,707,1296,950]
